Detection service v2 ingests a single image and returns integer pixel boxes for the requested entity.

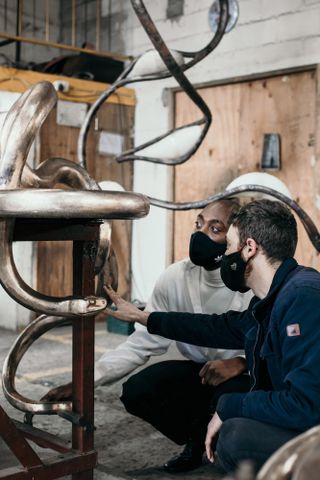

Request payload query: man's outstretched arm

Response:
[104,285,248,351]
[104,285,150,325]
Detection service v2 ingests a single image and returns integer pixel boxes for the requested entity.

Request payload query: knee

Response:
[120,373,153,415]
[216,418,247,472]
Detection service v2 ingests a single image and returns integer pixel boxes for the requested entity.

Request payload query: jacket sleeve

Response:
[147,309,250,350]
[95,273,172,386]
[216,286,320,431]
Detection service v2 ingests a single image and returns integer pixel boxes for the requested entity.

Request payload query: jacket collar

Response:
[253,257,298,316]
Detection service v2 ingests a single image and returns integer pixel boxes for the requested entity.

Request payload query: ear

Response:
[242,238,258,261]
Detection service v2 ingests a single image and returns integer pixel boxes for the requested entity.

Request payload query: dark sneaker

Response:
[163,440,204,473]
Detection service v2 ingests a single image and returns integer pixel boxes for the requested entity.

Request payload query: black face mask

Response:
[220,249,250,293]
[189,231,227,270]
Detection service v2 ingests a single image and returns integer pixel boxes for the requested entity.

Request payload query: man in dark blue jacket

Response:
[104,199,320,473]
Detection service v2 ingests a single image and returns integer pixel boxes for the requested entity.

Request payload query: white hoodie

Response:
[95,258,253,385]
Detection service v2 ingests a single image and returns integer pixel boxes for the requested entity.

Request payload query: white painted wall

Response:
[120,0,320,303]
[0,92,34,330]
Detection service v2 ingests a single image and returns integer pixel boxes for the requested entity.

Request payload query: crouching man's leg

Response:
[121,359,210,472]
[121,360,205,444]
[216,418,301,473]
[121,362,251,473]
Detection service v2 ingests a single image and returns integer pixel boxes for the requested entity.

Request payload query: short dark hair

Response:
[231,199,297,262]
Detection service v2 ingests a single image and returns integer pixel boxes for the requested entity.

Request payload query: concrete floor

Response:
[0,321,227,480]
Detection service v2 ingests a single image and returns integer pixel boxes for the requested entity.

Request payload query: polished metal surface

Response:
[0,80,149,318]
[257,426,320,480]
[0,81,56,189]
[0,189,149,219]
[21,157,112,283]
[0,80,149,414]
[2,315,73,414]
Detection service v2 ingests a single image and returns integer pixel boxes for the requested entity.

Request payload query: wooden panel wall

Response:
[88,102,134,300]
[37,102,134,299]
[174,69,320,269]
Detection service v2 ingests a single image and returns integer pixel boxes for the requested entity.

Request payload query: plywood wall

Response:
[174,69,320,269]
[37,102,134,299]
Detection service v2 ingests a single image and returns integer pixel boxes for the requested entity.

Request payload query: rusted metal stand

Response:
[0,218,101,479]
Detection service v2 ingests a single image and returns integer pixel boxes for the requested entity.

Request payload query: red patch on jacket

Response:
[286,324,300,337]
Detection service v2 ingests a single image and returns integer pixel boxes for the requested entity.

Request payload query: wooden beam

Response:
[0,33,131,62]
[0,451,97,480]
[0,67,136,106]
[0,407,43,468]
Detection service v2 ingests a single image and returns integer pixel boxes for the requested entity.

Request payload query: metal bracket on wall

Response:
[261,133,281,170]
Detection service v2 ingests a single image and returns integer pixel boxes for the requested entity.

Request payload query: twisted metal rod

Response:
[2,315,73,414]
[148,185,320,253]
[78,0,229,168]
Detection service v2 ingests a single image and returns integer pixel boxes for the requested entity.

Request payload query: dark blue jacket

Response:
[148,258,320,432]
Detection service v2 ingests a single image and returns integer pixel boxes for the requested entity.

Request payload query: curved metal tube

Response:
[22,157,114,275]
[0,190,148,316]
[0,218,105,317]
[2,246,119,415]
[0,81,105,317]
[78,62,135,169]
[257,426,320,480]
[22,157,112,277]
[78,0,229,168]
[0,189,150,219]
[0,81,57,188]
[2,315,73,414]
[0,81,149,317]
[131,0,228,72]
[148,185,320,253]
[21,157,100,191]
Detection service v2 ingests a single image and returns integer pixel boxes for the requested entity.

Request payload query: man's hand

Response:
[205,412,222,463]
[103,285,150,326]
[40,382,72,402]
[199,357,246,386]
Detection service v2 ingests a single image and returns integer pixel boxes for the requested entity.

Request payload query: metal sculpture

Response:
[0,80,149,415]
[149,185,320,253]
[2,6,320,478]
[0,81,148,315]
[3,315,73,414]
[77,0,320,256]
[78,0,229,168]
[0,0,229,421]
[81,3,320,477]
[257,426,320,480]
[77,2,320,478]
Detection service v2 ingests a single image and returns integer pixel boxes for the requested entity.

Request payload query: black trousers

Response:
[216,417,302,473]
[120,360,250,445]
